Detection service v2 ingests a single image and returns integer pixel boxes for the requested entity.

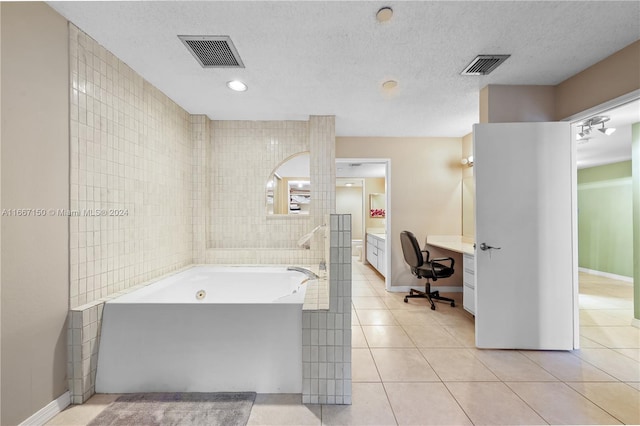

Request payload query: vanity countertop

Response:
[426,235,475,255]
[367,233,386,241]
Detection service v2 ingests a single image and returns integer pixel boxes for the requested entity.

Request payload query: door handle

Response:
[479,243,501,251]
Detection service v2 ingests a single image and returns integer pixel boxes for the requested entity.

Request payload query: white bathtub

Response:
[95,266,310,394]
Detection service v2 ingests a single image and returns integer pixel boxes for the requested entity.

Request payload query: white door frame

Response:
[336,158,391,291]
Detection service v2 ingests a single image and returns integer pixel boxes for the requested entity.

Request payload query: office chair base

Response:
[404,288,455,310]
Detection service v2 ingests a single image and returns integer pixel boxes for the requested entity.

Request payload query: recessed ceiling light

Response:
[382,80,398,90]
[226,80,247,92]
[345,183,353,187]
[376,7,393,22]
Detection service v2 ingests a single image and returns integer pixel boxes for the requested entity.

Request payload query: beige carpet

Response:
[87,392,256,426]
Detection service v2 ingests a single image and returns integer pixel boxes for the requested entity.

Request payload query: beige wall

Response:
[337,137,463,289]
[461,133,475,238]
[1,3,69,425]
[336,186,363,240]
[481,85,556,123]
[556,40,640,120]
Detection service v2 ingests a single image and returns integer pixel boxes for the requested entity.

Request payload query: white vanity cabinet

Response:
[366,233,386,278]
[462,252,475,315]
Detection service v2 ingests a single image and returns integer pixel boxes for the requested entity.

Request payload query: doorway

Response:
[336,159,390,290]
[569,94,639,330]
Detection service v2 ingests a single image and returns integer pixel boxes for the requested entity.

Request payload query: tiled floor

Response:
[48,259,640,425]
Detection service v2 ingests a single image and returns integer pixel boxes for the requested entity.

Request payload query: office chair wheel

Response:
[430,305,436,310]
[404,297,408,303]
[451,302,455,307]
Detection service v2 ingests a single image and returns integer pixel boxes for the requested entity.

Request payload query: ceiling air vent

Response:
[461,55,510,76]
[178,35,245,68]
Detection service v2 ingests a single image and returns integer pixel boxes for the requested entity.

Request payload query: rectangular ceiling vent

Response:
[178,35,245,68]
[461,55,510,76]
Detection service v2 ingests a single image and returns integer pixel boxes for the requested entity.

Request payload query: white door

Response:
[474,122,577,350]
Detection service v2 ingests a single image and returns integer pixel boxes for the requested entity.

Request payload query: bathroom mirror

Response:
[266,152,311,215]
[369,193,386,218]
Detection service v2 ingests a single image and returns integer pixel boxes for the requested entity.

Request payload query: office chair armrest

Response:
[430,256,455,270]
[422,251,455,270]
[429,257,455,281]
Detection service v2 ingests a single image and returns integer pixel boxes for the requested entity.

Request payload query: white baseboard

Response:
[19,391,70,426]
[578,268,633,283]
[632,318,640,329]
[387,285,462,293]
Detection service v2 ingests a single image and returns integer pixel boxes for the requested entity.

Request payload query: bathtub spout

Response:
[287,266,319,280]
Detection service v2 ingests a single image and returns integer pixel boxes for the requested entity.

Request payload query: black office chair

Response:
[400,231,456,310]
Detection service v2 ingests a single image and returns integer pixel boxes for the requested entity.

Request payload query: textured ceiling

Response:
[49,1,640,140]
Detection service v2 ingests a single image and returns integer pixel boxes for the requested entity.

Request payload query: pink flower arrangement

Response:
[370,209,385,218]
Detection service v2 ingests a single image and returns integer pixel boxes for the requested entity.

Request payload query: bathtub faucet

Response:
[287,266,319,280]
[296,224,327,249]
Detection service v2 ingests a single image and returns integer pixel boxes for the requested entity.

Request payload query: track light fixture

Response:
[576,116,615,140]
[577,125,591,141]
[598,122,616,135]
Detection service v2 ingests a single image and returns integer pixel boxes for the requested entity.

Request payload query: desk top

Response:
[426,235,475,255]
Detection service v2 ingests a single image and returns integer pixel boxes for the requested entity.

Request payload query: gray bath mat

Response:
[88,392,256,426]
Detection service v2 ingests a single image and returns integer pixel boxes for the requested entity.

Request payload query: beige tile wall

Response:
[69,24,193,308]
[191,115,210,263]
[206,117,335,266]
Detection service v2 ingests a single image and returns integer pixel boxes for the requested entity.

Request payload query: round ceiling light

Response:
[226,80,247,92]
[376,7,393,22]
[382,80,398,90]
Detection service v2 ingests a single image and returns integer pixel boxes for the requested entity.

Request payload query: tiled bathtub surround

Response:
[69,24,193,308]
[191,115,210,263]
[68,302,101,405]
[302,214,352,404]
[67,23,345,405]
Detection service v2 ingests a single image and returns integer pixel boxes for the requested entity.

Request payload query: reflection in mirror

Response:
[369,193,386,218]
[266,152,311,215]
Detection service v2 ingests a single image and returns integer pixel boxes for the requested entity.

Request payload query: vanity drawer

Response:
[463,253,475,270]
[366,242,377,264]
[463,270,475,289]
[463,283,475,315]
[462,252,475,288]
[462,252,475,314]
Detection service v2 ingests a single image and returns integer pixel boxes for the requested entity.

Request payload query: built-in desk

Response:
[426,235,475,255]
[426,235,476,315]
